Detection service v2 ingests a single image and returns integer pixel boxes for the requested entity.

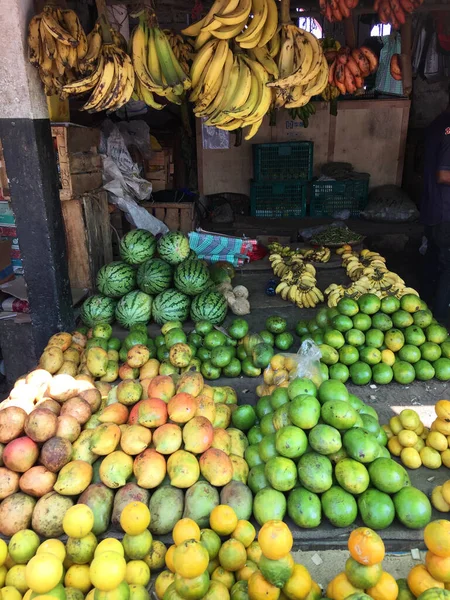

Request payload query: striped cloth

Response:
[375,33,403,96]
[189,231,256,266]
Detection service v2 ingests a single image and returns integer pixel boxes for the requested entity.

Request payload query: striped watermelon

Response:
[96,261,137,298]
[190,291,227,325]
[81,295,117,327]
[137,259,173,295]
[120,229,156,265]
[157,232,190,265]
[115,290,153,328]
[174,259,211,296]
[152,289,191,325]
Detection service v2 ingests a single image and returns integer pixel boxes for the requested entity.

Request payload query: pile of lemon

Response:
[0,501,166,600]
[383,408,448,470]
[155,505,315,600]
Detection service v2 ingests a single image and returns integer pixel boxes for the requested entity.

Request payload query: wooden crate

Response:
[145,148,173,192]
[62,190,113,290]
[52,124,103,201]
[142,202,196,233]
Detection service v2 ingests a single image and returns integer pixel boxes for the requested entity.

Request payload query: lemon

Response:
[65,588,85,600]
[427,431,448,452]
[37,541,65,563]
[119,502,150,536]
[420,446,442,469]
[144,541,166,571]
[387,436,402,457]
[85,590,95,600]
[154,571,175,600]
[398,430,418,448]
[8,531,40,565]
[64,565,92,594]
[0,566,7,588]
[431,486,450,513]
[6,565,28,594]
[399,409,420,431]
[389,416,403,435]
[0,540,8,567]
[30,583,66,600]
[25,553,63,594]
[125,561,150,586]
[23,590,32,600]
[93,580,129,600]
[400,447,422,469]
[128,584,149,600]
[414,437,425,453]
[94,539,124,557]
[122,531,152,561]
[63,505,95,539]
[1,586,23,600]
[89,552,126,591]
[66,533,98,565]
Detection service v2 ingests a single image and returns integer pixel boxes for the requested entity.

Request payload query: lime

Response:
[339,345,360,366]
[372,363,393,384]
[404,325,426,346]
[255,396,273,419]
[392,360,416,384]
[201,360,221,380]
[260,414,276,437]
[441,341,450,358]
[358,293,381,315]
[433,357,450,381]
[365,329,385,348]
[345,329,365,347]
[187,332,203,348]
[271,387,290,409]
[259,330,275,345]
[337,298,359,317]
[392,310,414,328]
[228,319,249,340]
[223,358,242,378]
[108,337,121,351]
[195,320,213,335]
[400,293,422,313]
[320,363,329,382]
[197,347,211,361]
[384,329,405,352]
[348,393,363,410]
[288,377,317,399]
[316,308,330,328]
[241,358,261,377]
[266,316,287,334]
[236,345,247,361]
[398,344,421,364]
[426,324,448,344]
[307,318,320,334]
[204,330,227,349]
[324,330,345,349]
[248,425,263,446]
[332,315,354,333]
[188,343,198,358]
[165,328,187,348]
[327,308,340,320]
[360,347,381,366]
[248,464,269,494]
[371,313,393,332]
[312,331,325,345]
[319,344,339,365]
[329,363,350,383]
[352,313,372,332]
[289,394,321,429]
[156,345,169,362]
[252,343,274,368]
[380,295,401,314]
[413,310,433,328]
[232,405,257,431]
[349,362,372,385]
[154,334,165,347]
[414,360,435,381]
[420,342,441,362]
[124,331,147,350]
[275,426,308,459]
[258,434,279,462]
[225,337,237,347]
[318,379,349,403]
[274,332,294,351]
[295,320,309,336]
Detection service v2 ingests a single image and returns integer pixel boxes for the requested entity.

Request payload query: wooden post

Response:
[344,17,356,49]
[400,14,412,97]
[280,0,291,24]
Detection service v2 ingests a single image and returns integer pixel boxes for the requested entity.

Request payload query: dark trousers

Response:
[422,223,450,323]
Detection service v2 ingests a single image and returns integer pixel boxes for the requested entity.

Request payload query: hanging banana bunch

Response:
[164,30,194,75]
[28,5,88,95]
[130,11,191,108]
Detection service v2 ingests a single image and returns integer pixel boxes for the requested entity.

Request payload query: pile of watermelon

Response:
[80,230,228,329]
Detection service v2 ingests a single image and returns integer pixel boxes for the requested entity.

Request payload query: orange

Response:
[426,551,450,582]
[154,570,175,599]
[218,539,247,572]
[119,502,150,536]
[283,564,313,600]
[348,527,385,566]
[366,571,398,600]
[424,520,450,557]
[232,520,256,548]
[407,564,444,597]
[247,541,262,564]
[236,560,259,582]
[305,581,323,600]
[258,520,293,561]
[172,540,209,578]
[165,544,176,573]
[172,518,200,546]
[248,570,281,600]
[326,572,361,600]
[210,505,238,536]
[211,566,235,590]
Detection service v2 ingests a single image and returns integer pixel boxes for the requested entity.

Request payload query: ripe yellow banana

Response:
[236,0,268,45]
[81,47,115,111]
[214,0,252,27]
[257,0,278,48]
[41,7,78,46]
[249,45,279,78]
[28,15,42,67]
[190,40,218,89]
[225,56,252,112]
[62,10,87,60]
[211,21,246,40]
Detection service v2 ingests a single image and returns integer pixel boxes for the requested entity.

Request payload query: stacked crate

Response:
[250,141,313,218]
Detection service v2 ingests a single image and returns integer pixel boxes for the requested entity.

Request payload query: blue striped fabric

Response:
[189,231,254,266]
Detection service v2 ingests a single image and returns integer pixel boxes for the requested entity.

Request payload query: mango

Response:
[54,460,93,495]
[230,454,249,484]
[48,332,72,351]
[40,347,64,374]
[148,376,175,402]
[213,404,232,429]
[139,359,160,380]
[111,483,150,528]
[0,466,19,499]
[167,393,197,424]
[227,428,249,458]
[117,380,142,406]
[167,449,200,488]
[183,481,219,528]
[60,397,91,425]
[0,407,27,444]
[0,492,36,536]
[72,429,97,464]
[32,491,73,538]
[86,347,108,378]
[100,361,119,383]
[19,465,56,497]
[194,395,216,424]
[149,485,184,535]
[153,424,182,455]
[90,424,121,455]
[199,448,233,487]
[57,361,78,377]
[40,437,72,473]
[120,425,151,456]
[136,398,168,428]
[176,371,204,397]
[220,481,253,520]
[99,451,133,489]
[78,483,114,535]
[133,449,166,489]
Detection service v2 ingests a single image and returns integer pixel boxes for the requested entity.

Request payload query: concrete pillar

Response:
[0,0,74,359]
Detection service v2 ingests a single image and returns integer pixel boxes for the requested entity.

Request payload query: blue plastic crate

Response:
[250,181,307,218]
[310,178,369,217]
[253,141,313,182]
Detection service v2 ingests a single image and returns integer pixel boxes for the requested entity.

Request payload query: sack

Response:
[360,185,419,223]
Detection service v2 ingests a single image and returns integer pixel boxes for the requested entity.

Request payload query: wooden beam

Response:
[400,14,412,96]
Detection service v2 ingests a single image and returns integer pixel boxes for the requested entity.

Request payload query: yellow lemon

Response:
[89,552,126,591]
[66,533,98,565]
[8,531,40,565]
[381,349,395,366]
[37,541,66,563]
[125,561,150,587]
[389,416,403,435]
[0,540,8,567]
[387,436,402,457]
[64,565,92,594]
[427,431,448,452]
[400,447,422,469]
[25,553,63,594]
[154,571,175,600]
[63,505,94,539]
[399,409,420,431]
[119,502,150,536]
[94,539,124,557]
[144,541,166,571]
[432,486,450,513]
[398,430,418,448]
[5,565,28,594]
[172,519,201,546]
[0,566,7,588]
[128,584,149,600]
[1,586,23,600]
[420,446,442,469]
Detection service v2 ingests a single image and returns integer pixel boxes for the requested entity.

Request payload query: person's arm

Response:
[437,128,450,185]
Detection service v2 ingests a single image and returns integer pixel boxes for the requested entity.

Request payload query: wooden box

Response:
[145,148,173,192]
[142,202,196,233]
[62,190,113,290]
[52,124,103,201]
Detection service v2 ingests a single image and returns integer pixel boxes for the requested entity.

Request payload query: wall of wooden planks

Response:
[197,99,411,197]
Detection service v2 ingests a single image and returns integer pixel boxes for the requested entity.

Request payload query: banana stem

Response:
[98,14,113,43]
[280,0,291,25]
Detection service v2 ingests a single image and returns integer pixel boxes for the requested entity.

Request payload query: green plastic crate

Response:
[310,178,369,218]
[253,141,313,182]
[250,181,307,218]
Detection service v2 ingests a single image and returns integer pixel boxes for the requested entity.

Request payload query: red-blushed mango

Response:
[213,404,232,429]
[54,460,93,495]
[148,376,176,402]
[0,492,36,536]
[176,371,204,397]
[139,358,160,380]
[55,414,81,442]
[78,386,102,413]
[3,436,39,472]
[199,448,233,487]
[40,437,73,473]
[153,424,183,455]
[60,397,92,425]
[183,417,214,454]
[90,423,121,455]
[19,465,56,497]
[133,448,167,489]
[98,403,129,425]
[120,425,152,456]
[230,455,249,485]
[34,398,61,415]
[167,393,198,424]
[100,451,133,489]
[0,466,20,499]
[195,395,216,424]
[211,428,232,455]
[167,450,200,488]
[0,406,27,444]
[136,397,168,428]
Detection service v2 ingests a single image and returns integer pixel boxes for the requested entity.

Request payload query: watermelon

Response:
[157,232,190,265]
[81,295,117,327]
[115,290,153,328]
[120,229,156,265]
[190,291,227,325]
[96,261,137,298]
[152,289,191,325]
[174,259,211,296]
[137,258,173,295]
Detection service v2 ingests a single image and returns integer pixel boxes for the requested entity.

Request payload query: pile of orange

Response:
[327,527,398,600]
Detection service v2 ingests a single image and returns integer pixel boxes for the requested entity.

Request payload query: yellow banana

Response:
[108,58,135,113]
[216,119,243,130]
[236,0,268,44]
[199,48,234,115]
[90,49,125,113]
[230,74,259,118]
[195,30,213,50]
[206,56,240,125]
[181,18,206,37]
[250,45,279,78]
[211,21,246,40]
[224,56,252,112]
[41,8,78,46]
[83,25,102,66]
[303,55,328,96]
[147,26,164,88]
[214,0,252,27]
[257,0,278,48]
[82,47,115,111]
[193,68,224,115]
[28,15,42,68]
[201,40,229,98]
[201,0,241,32]
[40,18,57,59]
[62,10,87,60]
[132,22,166,95]
[190,40,218,89]
[268,30,280,57]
